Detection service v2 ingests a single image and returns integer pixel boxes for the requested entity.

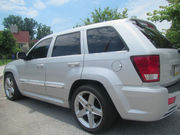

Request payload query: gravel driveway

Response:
[0,79,180,135]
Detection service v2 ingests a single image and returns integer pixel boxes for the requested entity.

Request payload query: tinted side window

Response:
[28,38,52,59]
[52,32,80,57]
[87,27,126,53]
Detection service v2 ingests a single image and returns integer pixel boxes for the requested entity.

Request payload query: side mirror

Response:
[17,52,27,60]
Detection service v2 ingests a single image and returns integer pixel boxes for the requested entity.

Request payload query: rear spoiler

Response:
[130,18,158,31]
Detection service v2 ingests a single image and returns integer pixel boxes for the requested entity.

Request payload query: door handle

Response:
[68,62,80,67]
[36,64,44,68]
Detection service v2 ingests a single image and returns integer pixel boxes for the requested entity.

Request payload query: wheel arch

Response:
[4,71,13,76]
[4,65,20,90]
[68,79,117,112]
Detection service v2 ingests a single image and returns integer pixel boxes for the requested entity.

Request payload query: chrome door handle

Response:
[36,64,44,68]
[68,62,80,67]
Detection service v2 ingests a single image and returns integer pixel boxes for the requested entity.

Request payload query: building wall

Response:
[19,42,29,52]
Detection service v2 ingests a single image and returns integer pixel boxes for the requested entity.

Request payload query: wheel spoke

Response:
[10,80,13,87]
[92,106,102,117]
[76,109,87,118]
[88,93,95,105]
[9,88,14,95]
[78,95,88,107]
[88,113,95,128]
[5,82,8,89]
[8,89,13,97]
[6,78,11,86]
[6,89,10,97]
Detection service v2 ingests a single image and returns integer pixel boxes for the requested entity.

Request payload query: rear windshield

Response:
[131,20,174,49]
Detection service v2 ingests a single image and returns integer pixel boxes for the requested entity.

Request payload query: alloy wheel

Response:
[74,91,103,129]
[5,77,14,98]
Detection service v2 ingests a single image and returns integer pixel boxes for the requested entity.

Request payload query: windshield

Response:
[131,19,174,49]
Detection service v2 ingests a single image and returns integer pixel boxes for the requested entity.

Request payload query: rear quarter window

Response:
[131,19,174,49]
[87,26,127,53]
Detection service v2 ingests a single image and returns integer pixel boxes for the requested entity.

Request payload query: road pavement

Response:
[0,79,180,135]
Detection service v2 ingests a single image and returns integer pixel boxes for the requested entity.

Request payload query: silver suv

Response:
[4,19,180,133]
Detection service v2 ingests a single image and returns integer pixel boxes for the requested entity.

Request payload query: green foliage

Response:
[3,15,53,40]
[147,0,180,47]
[0,59,13,66]
[3,15,24,31]
[29,41,36,49]
[23,18,38,39]
[78,7,128,26]
[131,16,138,19]
[36,23,53,40]
[0,30,20,58]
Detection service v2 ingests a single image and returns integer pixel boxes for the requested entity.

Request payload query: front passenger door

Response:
[19,38,52,95]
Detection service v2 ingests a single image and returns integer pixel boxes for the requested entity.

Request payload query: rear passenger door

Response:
[45,31,84,101]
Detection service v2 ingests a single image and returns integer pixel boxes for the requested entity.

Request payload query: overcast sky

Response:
[0,0,170,33]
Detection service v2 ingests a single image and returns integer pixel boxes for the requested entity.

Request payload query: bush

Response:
[0,30,21,58]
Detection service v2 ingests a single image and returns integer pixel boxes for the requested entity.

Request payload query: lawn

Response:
[0,59,13,66]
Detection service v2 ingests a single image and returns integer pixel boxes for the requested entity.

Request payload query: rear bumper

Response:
[113,80,180,121]
[165,80,180,118]
[167,80,180,93]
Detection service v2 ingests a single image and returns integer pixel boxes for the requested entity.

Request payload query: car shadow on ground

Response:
[15,97,180,135]
[15,97,77,126]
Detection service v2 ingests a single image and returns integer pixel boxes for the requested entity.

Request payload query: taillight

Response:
[131,55,160,82]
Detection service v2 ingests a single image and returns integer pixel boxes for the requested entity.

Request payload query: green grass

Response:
[0,59,13,66]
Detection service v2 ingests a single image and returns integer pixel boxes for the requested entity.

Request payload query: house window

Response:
[19,43,24,48]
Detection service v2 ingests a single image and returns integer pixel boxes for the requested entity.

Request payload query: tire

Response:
[4,73,23,100]
[71,84,118,133]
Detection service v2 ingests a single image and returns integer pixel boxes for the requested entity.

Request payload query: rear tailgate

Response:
[130,19,180,86]
[159,49,180,86]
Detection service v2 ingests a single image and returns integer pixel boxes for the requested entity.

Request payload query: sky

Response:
[0,0,170,33]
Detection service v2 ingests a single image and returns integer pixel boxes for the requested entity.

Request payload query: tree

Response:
[147,0,180,47]
[36,23,53,40]
[0,30,20,58]
[2,15,52,40]
[79,7,128,26]
[3,15,38,40]
[131,16,138,19]
[3,15,24,31]
[23,18,38,39]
